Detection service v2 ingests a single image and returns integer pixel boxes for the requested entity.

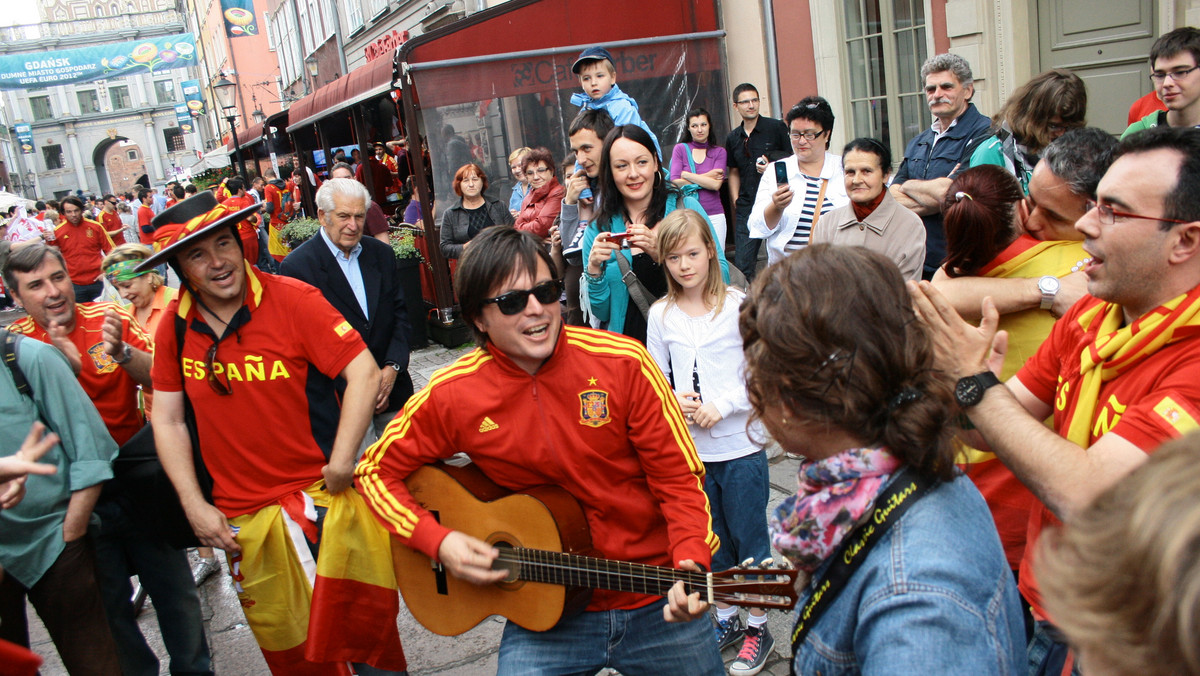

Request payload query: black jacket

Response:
[279,233,414,413]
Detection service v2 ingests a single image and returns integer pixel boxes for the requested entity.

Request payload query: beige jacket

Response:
[812,189,926,280]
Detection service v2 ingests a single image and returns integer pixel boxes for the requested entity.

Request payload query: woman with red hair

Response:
[439,163,514,260]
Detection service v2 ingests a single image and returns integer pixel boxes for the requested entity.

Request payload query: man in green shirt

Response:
[0,330,120,674]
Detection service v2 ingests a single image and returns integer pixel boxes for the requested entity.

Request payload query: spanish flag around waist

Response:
[228,481,407,675]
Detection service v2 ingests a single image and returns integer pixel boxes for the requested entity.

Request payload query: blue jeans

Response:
[705,451,771,572]
[497,602,723,676]
[92,499,213,676]
[1028,620,1081,676]
[73,281,104,302]
[733,207,760,282]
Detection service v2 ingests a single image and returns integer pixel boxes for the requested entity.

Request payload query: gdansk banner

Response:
[0,33,197,90]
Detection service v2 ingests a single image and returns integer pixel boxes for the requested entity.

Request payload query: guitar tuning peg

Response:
[759,557,774,568]
[738,557,756,568]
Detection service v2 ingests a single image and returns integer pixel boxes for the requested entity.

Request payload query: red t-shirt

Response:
[1014,293,1200,618]
[263,183,281,215]
[52,219,114,285]
[10,302,151,445]
[99,210,125,245]
[221,195,259,264]
[150,267,367,516]
[137,205,156,245]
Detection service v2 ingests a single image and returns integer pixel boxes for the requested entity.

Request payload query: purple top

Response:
[669,142,728,217]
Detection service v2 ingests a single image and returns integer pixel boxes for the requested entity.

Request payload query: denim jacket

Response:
[791,473,1025,676]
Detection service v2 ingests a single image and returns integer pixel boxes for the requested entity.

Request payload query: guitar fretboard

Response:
[497,547,707,597]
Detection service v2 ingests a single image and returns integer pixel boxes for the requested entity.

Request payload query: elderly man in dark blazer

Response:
[280,178,414,445]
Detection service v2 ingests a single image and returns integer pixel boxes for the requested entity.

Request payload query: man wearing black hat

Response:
[142,192,408,673]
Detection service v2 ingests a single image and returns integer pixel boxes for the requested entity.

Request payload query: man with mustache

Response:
[890,53,993,279]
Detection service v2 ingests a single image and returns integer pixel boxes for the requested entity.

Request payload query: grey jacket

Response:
[439,196,514,259]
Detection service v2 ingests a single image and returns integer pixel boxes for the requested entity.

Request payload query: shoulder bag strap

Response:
[788,466,935,675]
[2,329,31,398]
[809,178,830,231]
[614,252,653,318]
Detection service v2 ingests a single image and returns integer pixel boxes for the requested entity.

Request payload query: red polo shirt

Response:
[99,209,125,245]
[221,195,259,264]
[137,205,156,246]
[53,218,114,285]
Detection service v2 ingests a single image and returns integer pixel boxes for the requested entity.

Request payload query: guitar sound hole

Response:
[490,540,522,585]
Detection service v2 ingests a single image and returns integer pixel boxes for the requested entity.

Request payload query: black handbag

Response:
[110,422,202,549]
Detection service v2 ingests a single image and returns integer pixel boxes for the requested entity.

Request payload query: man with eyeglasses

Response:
[2,242,215,676]
[142,191,408,673]
[911,125,1200,675]
[890,53,993,279]
[358,226,723,675]
[723,83,790,281]
[1124,27,1200,138]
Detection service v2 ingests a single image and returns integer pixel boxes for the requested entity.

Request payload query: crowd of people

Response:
[3,28,1200,676]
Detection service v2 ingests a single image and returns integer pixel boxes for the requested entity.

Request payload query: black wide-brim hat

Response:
[136,191,260,272]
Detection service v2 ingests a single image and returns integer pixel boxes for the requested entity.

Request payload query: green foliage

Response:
[280,217,321,248]
[389,229,424,260]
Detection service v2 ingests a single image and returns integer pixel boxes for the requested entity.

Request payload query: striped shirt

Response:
[784,172,835,253]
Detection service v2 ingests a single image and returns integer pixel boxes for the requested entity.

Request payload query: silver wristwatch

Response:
[1037,275,1060,311]
[113,343,133,364]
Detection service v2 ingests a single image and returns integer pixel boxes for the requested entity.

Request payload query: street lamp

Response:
[25,170,36,199]
[213,75,247,179]
[252,108,265,125]
[304,54,319,93]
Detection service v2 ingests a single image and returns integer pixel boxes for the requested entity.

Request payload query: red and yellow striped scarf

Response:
[1062,286,1200,447]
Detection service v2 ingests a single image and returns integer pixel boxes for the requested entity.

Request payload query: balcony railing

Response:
[0,10,186,48]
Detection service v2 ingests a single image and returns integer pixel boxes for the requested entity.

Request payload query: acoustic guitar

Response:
[393,462,798,636]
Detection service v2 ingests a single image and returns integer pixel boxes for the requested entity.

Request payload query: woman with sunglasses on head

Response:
[748,96,849,267]
[812,138,926,280]
[440,163,514,260]
[514,147,564,239]
[583,125,730,343]
[669,107,729,252]
[741,244,1025,675]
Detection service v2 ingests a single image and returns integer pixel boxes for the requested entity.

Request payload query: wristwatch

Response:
[954,372,1002,408]
[1037,275,1060,311]
[385,361,401,372]
[113,343,133,365]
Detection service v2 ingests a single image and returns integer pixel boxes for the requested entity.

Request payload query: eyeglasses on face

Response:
[205,342,233,395]
[1084,200,1190,226]
[736,97,759,106]
[789,130,827,141]
[1149,66,1197,84]
[524,166,552,178]
[482,280,562,315]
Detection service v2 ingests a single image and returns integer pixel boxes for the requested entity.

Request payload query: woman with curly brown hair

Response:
[740,244,1025,675]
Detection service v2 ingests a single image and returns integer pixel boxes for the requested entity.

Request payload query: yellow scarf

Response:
[1064,286,1200,446]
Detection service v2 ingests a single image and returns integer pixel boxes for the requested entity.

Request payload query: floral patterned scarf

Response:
[770,447,901,584]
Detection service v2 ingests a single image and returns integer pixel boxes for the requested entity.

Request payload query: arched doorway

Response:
[93,137,147,195]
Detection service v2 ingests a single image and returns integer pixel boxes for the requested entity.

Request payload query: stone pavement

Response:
[26,338,805,675]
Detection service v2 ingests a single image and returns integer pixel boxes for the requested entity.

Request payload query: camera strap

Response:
[788,466,934,674]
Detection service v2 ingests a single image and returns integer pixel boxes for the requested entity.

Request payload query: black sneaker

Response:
[729,624,774,675]
[713,613,744,651]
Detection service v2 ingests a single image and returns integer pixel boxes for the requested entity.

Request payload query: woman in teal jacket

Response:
[582,125,729,343]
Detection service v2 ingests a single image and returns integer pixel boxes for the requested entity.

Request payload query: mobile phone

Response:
[774,161,788,185]
[607,232,632,245]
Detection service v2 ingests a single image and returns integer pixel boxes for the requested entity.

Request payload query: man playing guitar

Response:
[356,226,724,675]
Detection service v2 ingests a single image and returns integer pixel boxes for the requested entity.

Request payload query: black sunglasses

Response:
[483,280,562,315]
[205,342,232,396]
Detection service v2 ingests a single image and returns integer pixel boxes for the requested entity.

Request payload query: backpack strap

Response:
[2,329,31,398]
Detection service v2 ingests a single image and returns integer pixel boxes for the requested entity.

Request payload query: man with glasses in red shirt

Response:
[911,125,1200,676]
[143,192,407,674]
[99,194,126,245]
[723,83,790,282]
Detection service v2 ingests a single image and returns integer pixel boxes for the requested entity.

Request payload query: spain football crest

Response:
[579,389,611,428]
[87,342,118,374]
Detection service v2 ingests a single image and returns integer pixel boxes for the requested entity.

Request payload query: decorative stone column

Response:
[143,112,166,183]
[64,122,89,193]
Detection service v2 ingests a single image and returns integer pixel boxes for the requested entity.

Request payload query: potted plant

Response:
[279,217,321,250]
[389,227,429,348]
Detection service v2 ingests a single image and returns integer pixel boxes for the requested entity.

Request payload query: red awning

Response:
[226,121,263,151]
[285,54,396,132]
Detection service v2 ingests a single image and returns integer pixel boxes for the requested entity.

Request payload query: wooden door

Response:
[1037,0,1158,134]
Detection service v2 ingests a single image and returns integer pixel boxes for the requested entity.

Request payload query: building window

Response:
[164,127,186,152]
[343,0,363,31]
[43,144,64,170]
[841,0,928,163]
[127,149,139,161]
[110,85,133,110]
[369,0,387,16]
[263,11,276,50]
[154,80,176,104]
[30,95,54,120]
[77,90,100,115]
